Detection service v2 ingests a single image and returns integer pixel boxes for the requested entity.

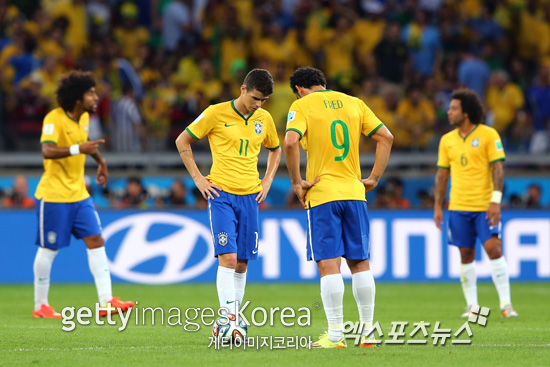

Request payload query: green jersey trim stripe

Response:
[313,89,333,93]
[458,124,479,141]
[230,100,255,125]
[367,123,384,137]
[64,110,79,124]
[436,165,450,169]
[266,144,280,151]
[40,140,57,145]
[285,128,303,138]
[489,158,506,164]
[185,127,200,141]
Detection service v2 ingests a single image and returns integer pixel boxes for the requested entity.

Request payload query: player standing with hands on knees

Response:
[434,89,518,319]
[175,69,281,316]
[33,71,134,318]
[284,67,393,348]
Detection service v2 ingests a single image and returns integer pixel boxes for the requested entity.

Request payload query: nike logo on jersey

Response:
[224,124,236,127]
[226,300,235,304]
[66,131,73,135]
[252,250,258,254]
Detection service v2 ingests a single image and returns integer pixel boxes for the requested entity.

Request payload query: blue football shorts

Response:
[208,191,259,260]
[306,200,370,261]
[35,197,102,249]
[448,210,501,248]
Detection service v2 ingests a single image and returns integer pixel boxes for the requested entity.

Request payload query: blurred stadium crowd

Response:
[1,0,550,154]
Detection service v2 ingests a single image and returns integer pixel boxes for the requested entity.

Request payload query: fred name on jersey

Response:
[323,99,343,110]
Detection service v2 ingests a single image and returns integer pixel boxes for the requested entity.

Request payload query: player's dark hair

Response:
[243,69,274,96]
[56,71,96,111]
[451,89,484,125]
[289,67,327,94]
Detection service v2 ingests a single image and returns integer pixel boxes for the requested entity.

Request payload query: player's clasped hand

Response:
[293,177,320,207]
[79,139,105,155]
[255,179,273,203]
[359,176,378,193]
[195,176,221,200]
[434,207,444,231]
[486,202,501,227]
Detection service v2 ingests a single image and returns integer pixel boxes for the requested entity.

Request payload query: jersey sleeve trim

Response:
[40,140,57,144]
[367,123,384,137]
[489,158,505,164]
[436,165,450,169]
[185,127,200,141]
[265,143,280,151]
[285,128,303,138]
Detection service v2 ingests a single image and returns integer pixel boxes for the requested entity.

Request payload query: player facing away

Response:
[434,89,518,318]
[175,69,281,315]
[284,67,394,348]
[33,71,134,318]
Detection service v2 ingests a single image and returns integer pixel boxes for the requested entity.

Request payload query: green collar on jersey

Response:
[458,124,479,141]
[231,100,256,125]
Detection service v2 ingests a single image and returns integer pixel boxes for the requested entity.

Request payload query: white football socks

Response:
[460,262,478,307]
[352,270,375,336]
[234,271,247,305]
[87,247,113,305]
[320,274,345,342]
[217,266,236,314]
[490,256,511,309]
[33,247,58,311]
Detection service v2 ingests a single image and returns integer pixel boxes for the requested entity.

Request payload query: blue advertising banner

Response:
[0,210,548,283]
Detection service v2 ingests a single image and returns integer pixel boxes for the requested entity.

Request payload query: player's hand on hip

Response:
[359,177,378,193]
[195,176,221,200]
[96,163,108,188]
[256,179,273,203]
[293,177,320,207]
[486,203,501,228]
[79,139,105,155]
[434,207,444,231]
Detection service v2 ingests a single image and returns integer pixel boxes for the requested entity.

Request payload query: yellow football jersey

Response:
[437,124,505,211]
[186,100,280,195]
[286,90,384,208]
[35,108,90,203]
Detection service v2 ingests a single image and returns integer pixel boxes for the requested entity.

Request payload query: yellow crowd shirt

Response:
[186,101,280,195]
[286,90,384,208]
[35,108,90,202]
[437,124,505,211]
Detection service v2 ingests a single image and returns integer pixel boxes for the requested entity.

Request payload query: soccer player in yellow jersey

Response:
[175,69,281,316]
[434,89,518,319]
[284,67,394,348]
[32,71,133,318]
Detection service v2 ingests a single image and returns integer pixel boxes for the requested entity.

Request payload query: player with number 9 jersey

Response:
[286,90,384,208]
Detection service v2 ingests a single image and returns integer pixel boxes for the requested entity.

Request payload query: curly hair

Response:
[56,71,96,111]
[451,89,484,125]
[243,69,274,96]
[289,67,327,94]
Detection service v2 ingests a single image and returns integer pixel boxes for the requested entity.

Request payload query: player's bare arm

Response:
[487,160,505,227]
[41,139,106,159]
[359,125,393,193]
[283,130,319,207]
[175,129,221,200]
[434,167,449,231]
[256,147,282,203]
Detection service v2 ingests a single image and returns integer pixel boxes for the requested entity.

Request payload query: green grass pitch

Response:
[0,283,548,366]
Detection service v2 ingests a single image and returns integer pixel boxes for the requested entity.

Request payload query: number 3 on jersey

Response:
[330,120,349,161]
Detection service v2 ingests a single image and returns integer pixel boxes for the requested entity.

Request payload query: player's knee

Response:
[218,253,237,269]
[460,250,475,264]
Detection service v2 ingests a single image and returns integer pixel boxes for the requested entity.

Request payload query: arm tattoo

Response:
[372,174,380,182]
[179,149,192,154]
[492,161,505,191]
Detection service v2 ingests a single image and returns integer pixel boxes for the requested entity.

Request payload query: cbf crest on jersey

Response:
[472,138,479,147]
[254,119,263,135]
[217,232,228,246]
